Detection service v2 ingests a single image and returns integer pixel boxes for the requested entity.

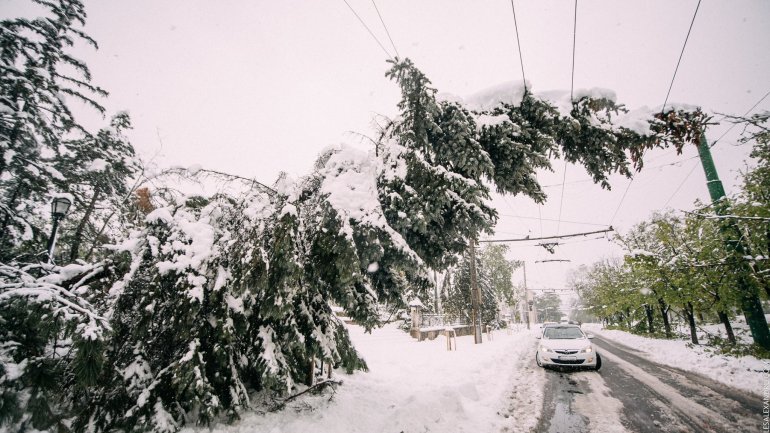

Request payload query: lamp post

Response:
[46,196,71,263]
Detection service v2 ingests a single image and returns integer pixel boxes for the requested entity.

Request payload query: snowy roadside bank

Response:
[583,324,769,396]
[182,324,543,433]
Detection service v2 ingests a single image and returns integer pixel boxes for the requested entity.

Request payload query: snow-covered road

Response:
[184,323,546,433]
[182,323,767,433]
[537,335,764,432]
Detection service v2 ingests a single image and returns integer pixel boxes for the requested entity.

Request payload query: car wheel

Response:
[536,352,543,367]
[594,353,602,371]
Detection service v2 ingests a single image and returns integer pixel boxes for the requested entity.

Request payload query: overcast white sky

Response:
[5,0,770,294]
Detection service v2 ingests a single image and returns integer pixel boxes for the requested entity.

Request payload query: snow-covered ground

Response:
[583,323,770,396]
[183,323,544,433]
[179,320,770,432]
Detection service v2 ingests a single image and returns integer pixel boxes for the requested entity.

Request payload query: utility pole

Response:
[523,262,538,328]
[469,238,483,344]
[522,261,531,330]
[433,270,441,314]
[697,133,770,349]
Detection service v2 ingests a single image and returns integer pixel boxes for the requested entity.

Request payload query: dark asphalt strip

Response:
[535,361,691,433]
[594,350,699,432]
[534,336,763,432]
[594,337,762,409]
[537,369,590,433]
[593,336,763,432]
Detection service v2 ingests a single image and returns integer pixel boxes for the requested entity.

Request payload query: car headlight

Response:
[539,345,551,353]
[580,346,593,353]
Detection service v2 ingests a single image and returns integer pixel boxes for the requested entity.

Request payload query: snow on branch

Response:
[318,144,422,264]
[681,210,770,222]
[0,263,111,337]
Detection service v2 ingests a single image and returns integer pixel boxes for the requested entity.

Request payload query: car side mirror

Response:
[586,333,595,339]
[535,335,541,339]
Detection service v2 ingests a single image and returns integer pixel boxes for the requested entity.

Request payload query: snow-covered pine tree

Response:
[248,146,426,393]
[80,196,258,432]
[475,95,552,201]
[0,262,110,431]
[380,59,707,272]
[379,59,496,270]
[0,0,107,261]
[79,144,427,430]
[477,89,708,197]
[55,112,139,263]
[311,146,426,326]
[441,246,508,327]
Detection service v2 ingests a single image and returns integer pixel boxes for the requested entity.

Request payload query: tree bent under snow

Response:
[3,48,730,432]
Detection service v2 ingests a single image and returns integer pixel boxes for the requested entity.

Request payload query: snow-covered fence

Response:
[420,314,468,329]
[485,325,494,341]
[445,328,457,351]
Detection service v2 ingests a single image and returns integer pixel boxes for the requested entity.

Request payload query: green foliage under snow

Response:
[0,2,719,431]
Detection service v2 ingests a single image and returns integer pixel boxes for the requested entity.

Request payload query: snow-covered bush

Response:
[0,263,110,431]
[78,141,431,430]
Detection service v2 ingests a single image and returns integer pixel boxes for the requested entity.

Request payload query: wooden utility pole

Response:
[522,262,537,329]
[469,238,483,344]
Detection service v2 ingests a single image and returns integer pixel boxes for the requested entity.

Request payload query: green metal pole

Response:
[696,133,770,349]
[696,136,727,201]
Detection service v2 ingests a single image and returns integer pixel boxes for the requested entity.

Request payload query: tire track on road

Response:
[502,335,546,433]
[595,336,762,432]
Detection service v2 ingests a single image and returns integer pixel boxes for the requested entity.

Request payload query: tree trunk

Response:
[765,223,770,298]
[69,186,101,262]
[644,304,655,334]
[717,310,736,344]
[760,277,770,301]
[0,86,23,178]
[0,181,23,243]
[307,356,316,386]
[685,302,699,345]
[658,298,672,338]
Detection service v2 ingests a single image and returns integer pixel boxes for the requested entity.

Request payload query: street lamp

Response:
[46,196,71,263]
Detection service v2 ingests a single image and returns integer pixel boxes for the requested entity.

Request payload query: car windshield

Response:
[543,326,584,339]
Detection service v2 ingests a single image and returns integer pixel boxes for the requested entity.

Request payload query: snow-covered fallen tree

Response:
[0,262,111,431]
[1,50,712,432]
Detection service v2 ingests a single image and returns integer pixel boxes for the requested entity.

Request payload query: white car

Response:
[536,325,601,370]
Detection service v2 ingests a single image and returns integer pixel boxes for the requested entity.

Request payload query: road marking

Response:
[600,348,734,431]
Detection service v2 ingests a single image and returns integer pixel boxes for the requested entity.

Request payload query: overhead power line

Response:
[501,195,533,232]
[662,159,701,208]
[371,0,400,58]
[497,213,608,228]
[663,89,770,207]
[661,0,702,113]
[570,0,578,100]
[479,227,614,243]
[537,204,544,237]
[608,178,633,226]
[711,89,770,148]
[556,162,568,235]
[342,0,394,60]
[509,0,527,91]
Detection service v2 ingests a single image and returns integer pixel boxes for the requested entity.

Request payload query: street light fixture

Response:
[47,195,72,263]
